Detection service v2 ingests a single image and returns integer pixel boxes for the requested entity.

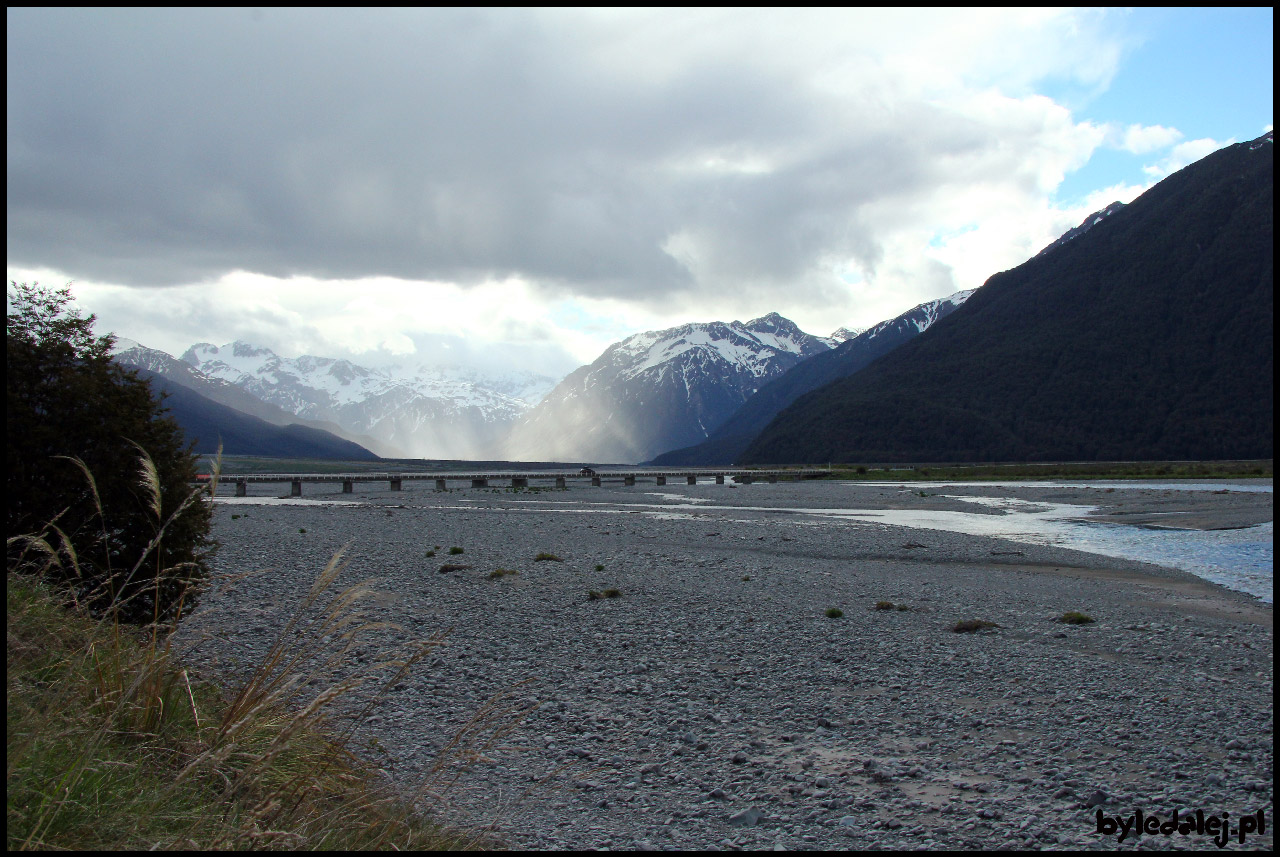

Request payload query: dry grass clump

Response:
[437,564,473,573]
[487,568,519,579]
[952,619,1000,633]
[587,589,622,600]
[534,553,563,562]
[1059,611,1095,625]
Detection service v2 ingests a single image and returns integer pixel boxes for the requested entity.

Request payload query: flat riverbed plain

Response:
[177,480,1273,850]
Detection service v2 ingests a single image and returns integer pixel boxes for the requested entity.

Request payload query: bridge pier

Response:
[687,475,697,485]
[342,479,354,493]
[389,478,402,491]
[656,475,666,486]
[436,479,448,491]
[624,475,636,486]
[591,477,601,487]
[555,477,566,489]
[472,478,488,488]
[291,480,302,496]
[236,480,247,497]
[715,474,725,485]
[512,477,528,489]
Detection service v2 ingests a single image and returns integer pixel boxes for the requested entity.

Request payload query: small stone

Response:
[728,807,763,827]
[1085,789,1110,808]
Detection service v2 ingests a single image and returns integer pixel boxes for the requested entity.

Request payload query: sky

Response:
[7,8,1273,379]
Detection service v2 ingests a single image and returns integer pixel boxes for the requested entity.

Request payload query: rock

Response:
[728,808,764,828]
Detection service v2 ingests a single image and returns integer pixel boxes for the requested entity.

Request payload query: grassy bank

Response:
[6,569,493,850]
[824,459,1272,482]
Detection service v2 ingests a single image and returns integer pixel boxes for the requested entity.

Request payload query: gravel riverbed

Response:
[176,480,1273,850]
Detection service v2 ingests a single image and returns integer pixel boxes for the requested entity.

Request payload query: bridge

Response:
[212,468,831,497]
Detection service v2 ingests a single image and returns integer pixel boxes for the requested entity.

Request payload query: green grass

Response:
[7,568,498,850]
[825,608,843,618]
[1060,611,1095,625]
[448,546,464,555]
[826,459,1272,482]
[8,451,522,850]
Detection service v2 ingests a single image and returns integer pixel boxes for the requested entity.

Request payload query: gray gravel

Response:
[176,480,1274,850]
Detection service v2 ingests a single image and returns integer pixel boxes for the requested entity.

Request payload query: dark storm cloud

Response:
[7,8,1104,304]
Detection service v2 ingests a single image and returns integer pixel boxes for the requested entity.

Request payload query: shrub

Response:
[603,588,621,598]
[425,550,436,557]
[437,564,471,573]
[594,564,604,572]
[825,608,843,618]
[741,575,751,581]
[299,528,307,534]
[1060,611,1095,625]
[952,619,999,633]
[534,553,563,562]
[587,590,603,600]
[448,547,464,555]
[487,569,518,579]
[7,282,214,625]
[875,601,896,611]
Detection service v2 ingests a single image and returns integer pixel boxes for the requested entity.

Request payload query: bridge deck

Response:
[213,468,826,484]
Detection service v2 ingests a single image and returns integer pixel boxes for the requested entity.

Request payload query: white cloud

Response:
[1143,137,1232,180]
[6,8,1167,367]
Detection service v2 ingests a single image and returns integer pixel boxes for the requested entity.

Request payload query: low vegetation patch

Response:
[594,564,605,572]
[952,619,1000,633]
[437,564,472,573]
[587,589,622,600]
[6,566,499,850]
[1059,611,1095,625]
[534,553,563,562]
[448,546,465,555]
[425,550,436,557]
[875,601,896,611]
[825,608,843,618]
[487,569,518,579]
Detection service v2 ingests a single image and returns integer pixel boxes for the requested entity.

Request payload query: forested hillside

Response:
[743,133,1274,464]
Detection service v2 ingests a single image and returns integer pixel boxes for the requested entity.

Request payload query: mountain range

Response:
[742,131,1273,464]
[650,290,973,465]
[503,313,837,464]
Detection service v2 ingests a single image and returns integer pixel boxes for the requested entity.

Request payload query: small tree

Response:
[6,281,215,625]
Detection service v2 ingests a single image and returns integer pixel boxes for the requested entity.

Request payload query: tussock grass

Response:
[487,569,518,579]
[952,619,999,633]
[534,553,563,562]
[1059,611,1095,625]
[7,449,524,850]
[825,608,843,618]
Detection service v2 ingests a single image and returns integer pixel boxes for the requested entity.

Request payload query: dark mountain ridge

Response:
[743,131,1274,464]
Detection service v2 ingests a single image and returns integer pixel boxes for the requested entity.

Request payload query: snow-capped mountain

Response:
[504,312,833,464]
[824,326,866,346]
[178,342,557,459]
[651,290,975,465]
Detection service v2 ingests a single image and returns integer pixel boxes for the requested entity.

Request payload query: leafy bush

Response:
[7,282,214,625]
